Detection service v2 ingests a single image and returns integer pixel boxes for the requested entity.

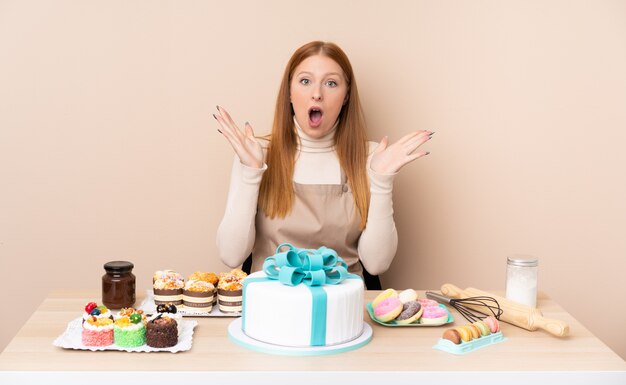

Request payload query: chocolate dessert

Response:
[146,315,178,348]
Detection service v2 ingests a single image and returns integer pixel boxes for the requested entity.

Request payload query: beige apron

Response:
[251,174,364,278]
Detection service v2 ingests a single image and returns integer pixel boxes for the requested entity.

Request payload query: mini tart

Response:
[394,301,423,325]
[398,289,418,304]
[419,306,449,325]
[372,289,398,308]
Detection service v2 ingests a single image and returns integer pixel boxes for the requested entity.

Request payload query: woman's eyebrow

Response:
[295,71,342,78]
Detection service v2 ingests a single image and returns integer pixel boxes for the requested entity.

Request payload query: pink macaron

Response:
[374,297,403,322]
[483,316,500,333]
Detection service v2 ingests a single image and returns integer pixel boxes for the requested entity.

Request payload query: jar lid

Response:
[507,256,538,267]
[104,261,134,273]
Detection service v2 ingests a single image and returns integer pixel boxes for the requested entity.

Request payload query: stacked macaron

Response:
[441,316,500,344]
[372,289,449,325]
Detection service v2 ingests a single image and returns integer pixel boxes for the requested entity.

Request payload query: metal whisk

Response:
[426,291,503,323]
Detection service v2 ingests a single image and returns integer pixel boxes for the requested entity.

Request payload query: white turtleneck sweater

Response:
[216,119,398,275]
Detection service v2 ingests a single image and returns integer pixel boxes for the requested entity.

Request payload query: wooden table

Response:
[1,290,624,385]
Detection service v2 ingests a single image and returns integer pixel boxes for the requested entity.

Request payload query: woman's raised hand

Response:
[213,106,264,169]
[370,130,433,174]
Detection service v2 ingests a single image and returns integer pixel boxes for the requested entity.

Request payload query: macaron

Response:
[484,316,500,333]
[395,301,423,325]
[398,289,418,304]
[420,305,449,325]
[442,328,461,344]
[454,326,473,342]
[473,320,491,336]
[372,289,399,308]
[466,323,481,339]
[374,297,403,322]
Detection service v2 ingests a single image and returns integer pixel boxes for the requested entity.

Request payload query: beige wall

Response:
[1,0,625,359]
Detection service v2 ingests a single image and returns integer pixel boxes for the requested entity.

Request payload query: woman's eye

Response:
[326,80,338,87]
[300,78,310,85]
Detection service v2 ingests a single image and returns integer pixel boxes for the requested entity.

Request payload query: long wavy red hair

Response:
[258,41,370,229]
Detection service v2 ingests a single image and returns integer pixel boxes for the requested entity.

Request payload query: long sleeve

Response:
[357,144,399,275]
[216,155,267,267]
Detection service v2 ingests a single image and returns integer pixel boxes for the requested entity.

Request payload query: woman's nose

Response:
[312,88,322,101]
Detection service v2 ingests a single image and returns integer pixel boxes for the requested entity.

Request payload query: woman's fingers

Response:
[216,106,244,140]
[403,131,433,154]
[244,122,256,140]
[406,151,430,163]
[398,130,428,144]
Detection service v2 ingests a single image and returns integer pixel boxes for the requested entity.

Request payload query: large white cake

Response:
[241,271,364,347]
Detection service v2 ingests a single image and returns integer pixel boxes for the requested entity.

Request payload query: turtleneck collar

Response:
[293,116,338,153]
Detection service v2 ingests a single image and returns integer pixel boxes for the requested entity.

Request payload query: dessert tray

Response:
[432,331,506,355]
[227,318,373,356]
[53,317,198,353]
[139,290,241,317]
[366,303,454,327]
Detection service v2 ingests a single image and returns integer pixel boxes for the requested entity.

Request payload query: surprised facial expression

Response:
[290,54,348,139]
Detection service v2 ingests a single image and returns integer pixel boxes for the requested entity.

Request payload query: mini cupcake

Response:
[146,314,178,348]
[82,316,114,346]
[155,303,183,336]
[189,271,219,306]
[82,302,113,325]
[153,269,183,283]
[153,270,184,306]
[217,269,247,313]
[114,314,146,347]
[183,279,215,312]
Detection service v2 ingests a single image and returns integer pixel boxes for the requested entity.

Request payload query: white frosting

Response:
[82,310,112,321]
[83,321,114,331]
[242,271,364,347]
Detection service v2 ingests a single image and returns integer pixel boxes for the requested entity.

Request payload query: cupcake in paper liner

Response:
[217,269,247,313]
[183,279,215,312]
[188,271,219,306]
[153,276,184,306]
[153,269,183,283]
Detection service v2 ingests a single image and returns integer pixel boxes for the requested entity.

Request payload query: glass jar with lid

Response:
[102,261,136,309]
[505,255,538,308]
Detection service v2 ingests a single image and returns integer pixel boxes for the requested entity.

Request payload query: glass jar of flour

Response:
[505,256,538,308]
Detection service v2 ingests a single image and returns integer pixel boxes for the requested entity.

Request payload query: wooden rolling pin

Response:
[441,283,569,337]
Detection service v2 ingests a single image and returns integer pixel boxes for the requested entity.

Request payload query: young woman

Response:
[214,41,432,284]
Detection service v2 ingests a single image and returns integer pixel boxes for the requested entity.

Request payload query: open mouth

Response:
[308,107,323,128]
